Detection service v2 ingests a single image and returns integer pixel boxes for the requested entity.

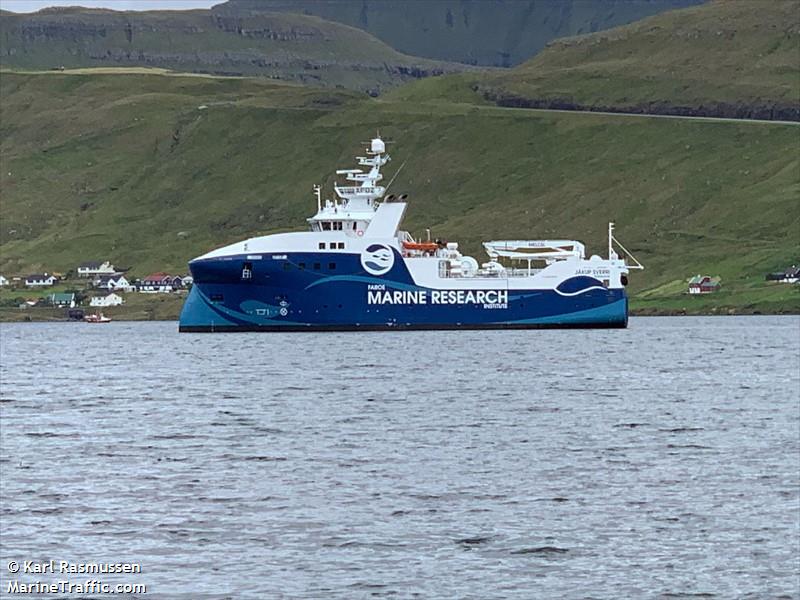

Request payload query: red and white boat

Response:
[84,312,112,323]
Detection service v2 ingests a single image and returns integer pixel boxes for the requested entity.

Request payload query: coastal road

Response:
[488,104,800,126]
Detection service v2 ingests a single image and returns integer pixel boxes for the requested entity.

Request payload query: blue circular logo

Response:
[361,244,395,276]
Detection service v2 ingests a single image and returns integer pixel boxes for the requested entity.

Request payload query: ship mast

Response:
[333,135,390,211]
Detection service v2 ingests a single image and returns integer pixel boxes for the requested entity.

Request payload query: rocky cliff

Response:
[217,0,704,67]
[0,7,471,91]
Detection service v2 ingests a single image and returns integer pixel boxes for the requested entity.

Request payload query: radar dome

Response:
[371,138,385,154]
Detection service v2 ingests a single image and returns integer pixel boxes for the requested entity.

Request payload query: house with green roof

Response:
[49,292,76,308]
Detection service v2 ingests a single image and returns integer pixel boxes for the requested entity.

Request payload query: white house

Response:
[78,261,116,278]
[90,293,124,307]
[25,273,57,287]
[0,275,8,286]
[94,274,133,292]
[138,273,175,293]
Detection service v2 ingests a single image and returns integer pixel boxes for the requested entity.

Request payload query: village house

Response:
[49,292,76,308]
[688,275,721,294]
[25,273,57,288]
[138,273,182,293]
[766,266,800,284]
[0,275,8,286]
[77,261,116,278]
[94,273,134,292]
[90,293,124,307]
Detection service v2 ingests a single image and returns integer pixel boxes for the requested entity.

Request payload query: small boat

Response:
[402,240,440,253]
[85,312,112,323]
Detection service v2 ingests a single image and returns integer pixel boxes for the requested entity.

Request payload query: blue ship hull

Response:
[178,252,628,332]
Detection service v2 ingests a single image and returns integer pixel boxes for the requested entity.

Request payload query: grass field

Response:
[483,0,800,112]
[1,68,798,315]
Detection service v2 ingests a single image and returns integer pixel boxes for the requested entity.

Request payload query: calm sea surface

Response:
[1,316,798,599]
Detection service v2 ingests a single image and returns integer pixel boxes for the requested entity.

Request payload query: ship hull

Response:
[178,253,628,332]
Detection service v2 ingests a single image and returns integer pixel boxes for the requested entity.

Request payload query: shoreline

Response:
[2,309,797,324]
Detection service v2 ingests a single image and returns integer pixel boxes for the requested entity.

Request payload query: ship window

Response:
[299,263,306,270]
[242,262,253,280]
[318,242,325,250]
[352,222,357,231]
[210,293,224,303]
[329,263,336,270]
[322,222,331,231]
[283,263,291,271]
[337,242,345,249]
[313,263,321,270]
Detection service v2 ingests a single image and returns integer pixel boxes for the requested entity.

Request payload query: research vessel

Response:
[179,136,642,332]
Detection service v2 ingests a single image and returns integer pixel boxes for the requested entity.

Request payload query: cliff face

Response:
[217,0,705,67]
[0,8,471,91]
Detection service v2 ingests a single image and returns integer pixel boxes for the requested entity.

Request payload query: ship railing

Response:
[438,268,543,279]
[505,268,543,278]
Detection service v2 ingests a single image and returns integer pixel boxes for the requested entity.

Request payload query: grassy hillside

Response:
[480,0,800,119]
[0,7,470,92]
[1,70,798,315]
[219,0,702,67]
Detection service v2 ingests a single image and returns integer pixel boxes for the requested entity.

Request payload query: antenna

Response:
[608,222,616,260]
[313,184,321,212]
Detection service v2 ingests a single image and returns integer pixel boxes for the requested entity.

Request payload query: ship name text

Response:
[367,288,508,308]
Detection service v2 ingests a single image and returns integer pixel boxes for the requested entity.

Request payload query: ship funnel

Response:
[385,194,396,202]
[399,193,409,201]
[371,138,385,154]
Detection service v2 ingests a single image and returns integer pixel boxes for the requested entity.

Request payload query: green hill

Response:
[0,7,470,92]
[220,0,703,67]
[479,0,800,119]
[1,69,798,314]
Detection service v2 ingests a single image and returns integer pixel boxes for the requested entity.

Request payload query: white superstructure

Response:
[196,135,642,289]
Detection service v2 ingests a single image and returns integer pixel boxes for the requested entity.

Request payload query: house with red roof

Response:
[688,275,721,295]
[138,273,184,293]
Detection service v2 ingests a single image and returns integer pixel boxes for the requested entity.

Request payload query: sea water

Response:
[1,317,798,598]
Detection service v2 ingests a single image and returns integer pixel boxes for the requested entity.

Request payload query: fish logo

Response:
[361,243,395,276]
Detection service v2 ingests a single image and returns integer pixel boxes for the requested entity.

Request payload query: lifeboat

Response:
[402,241,439,252]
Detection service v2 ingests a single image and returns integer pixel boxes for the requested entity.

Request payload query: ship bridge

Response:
[307,136,397,238]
